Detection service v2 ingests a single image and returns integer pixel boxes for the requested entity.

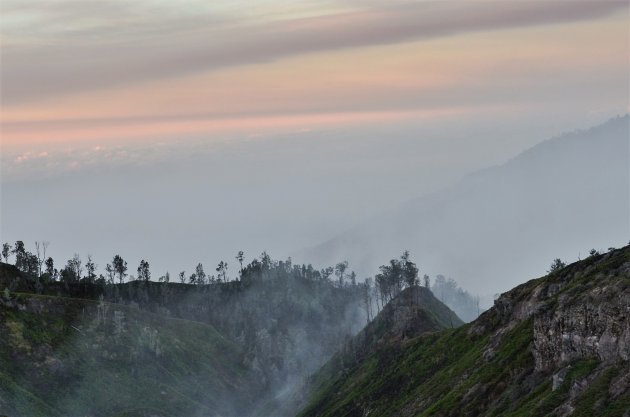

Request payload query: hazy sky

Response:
[1,1,628,290]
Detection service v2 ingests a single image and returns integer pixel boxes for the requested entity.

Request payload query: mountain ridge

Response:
[295,115,630,295]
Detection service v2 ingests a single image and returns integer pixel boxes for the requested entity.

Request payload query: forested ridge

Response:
[0,240,467,416]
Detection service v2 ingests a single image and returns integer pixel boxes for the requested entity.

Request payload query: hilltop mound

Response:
[277,286,461,417]
[352,286,462,354]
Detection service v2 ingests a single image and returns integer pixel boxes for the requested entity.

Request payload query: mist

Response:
[2,111,623,297]
[297,115,629,297]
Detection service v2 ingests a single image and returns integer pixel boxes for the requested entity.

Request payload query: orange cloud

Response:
[2,108,474,148]
[1,8,627,150]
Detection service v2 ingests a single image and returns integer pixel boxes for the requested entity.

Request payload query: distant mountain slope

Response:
[298,246,630,417]
[296,115,629,294]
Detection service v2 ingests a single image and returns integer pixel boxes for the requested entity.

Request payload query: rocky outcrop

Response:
[486,249,630,372]
[533,291,630,370]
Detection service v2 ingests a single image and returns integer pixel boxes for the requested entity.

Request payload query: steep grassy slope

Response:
[299,246,630,417]
[262,286,462,417]
[0,292,260,417]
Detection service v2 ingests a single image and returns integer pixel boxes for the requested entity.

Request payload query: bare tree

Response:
[401,251,419,288]
[2,243,11,263]
[34,241,50,277]
[105,263,115,285]
[362,278,372,324]
[86,255,97,282]
[476,296,481,318]
[159,271,171,283]
[349,271,357,286]
[335,261,348,287]
[216,261,228,282]
[195,263,206,285]
[423,274,430,288]
[235,251,244,274]
[71,254,83,280]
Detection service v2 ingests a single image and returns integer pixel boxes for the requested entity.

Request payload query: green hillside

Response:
[0,253,369,417]
[0,291,259,417]
[299,246,630,417]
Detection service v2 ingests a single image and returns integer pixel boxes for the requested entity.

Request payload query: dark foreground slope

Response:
[299,246,630,417]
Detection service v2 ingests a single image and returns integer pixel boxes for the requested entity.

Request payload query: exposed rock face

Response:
[533,294,630,370]
[488,250,630,372]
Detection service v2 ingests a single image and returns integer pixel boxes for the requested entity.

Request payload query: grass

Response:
[0,292,260,417]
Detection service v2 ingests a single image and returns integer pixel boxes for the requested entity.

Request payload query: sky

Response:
[1,1,628,291]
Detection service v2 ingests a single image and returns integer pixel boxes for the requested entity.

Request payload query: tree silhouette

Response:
[216,261,228,282]
[34,241,49,278]
[2,243,12,263]
[86,255,97,283]
[548,258,566,273]
[321,267,333,282]
[235,251,244,274]
[71,254,83,280]
[12,241,26,271]
[137,259,150,282]
[335,261,348,287]
[113,255,128,284]
[349,271,357,286]
[105,263,115,284]
[195,263,206,285]
[45,257,54,277]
